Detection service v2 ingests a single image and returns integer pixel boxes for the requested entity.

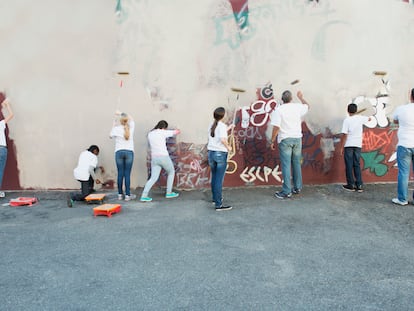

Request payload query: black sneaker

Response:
[274,191,292,199]
[215,205,232,211]
[67,194,73,208]
[292,188,301,195]
[342,185,355,192]
[356,186,364,193]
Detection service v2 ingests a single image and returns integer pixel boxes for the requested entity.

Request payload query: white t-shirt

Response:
[0,120,6,147]
[110,121,135,152]
[148,129,176,157]
[341,115,370,148]
[73,150,98,181]
[207,121,228,152]
[270,103,308,143]
[393,103,414,148]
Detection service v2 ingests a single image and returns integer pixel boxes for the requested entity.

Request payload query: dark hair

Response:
[281,90,292,103]
[348,103,357,114]
[87,145,100,153]
[210,107,225,137]
[154,120,168,130]
[411,88,414,102]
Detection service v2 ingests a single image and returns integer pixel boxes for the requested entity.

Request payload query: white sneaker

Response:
[392,198,408,206]
[0,191,5,198]
[118,194,123,200]
[125,194,136,201]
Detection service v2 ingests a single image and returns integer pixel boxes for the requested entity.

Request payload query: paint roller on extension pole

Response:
[229,87,246,136]
[353,70,387,115]
[116,71,130,114]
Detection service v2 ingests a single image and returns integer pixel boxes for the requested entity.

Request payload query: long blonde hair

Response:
[120,113,130,140]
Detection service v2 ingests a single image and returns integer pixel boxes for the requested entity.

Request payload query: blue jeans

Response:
[208,150,228,207]
[0,146,7,188]
[344,147,362,187]
[278,138,302,195]
[142,156,175,196]
[396,146,414,202]
[115,150,134,196]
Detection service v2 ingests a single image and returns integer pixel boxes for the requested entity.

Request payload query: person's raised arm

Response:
[1,99,14,124]
[297,91,309,109]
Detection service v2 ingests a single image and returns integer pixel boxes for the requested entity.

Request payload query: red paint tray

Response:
[93,204,122,217]
[9,197,38,207]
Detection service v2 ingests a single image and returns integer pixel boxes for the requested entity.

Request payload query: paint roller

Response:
[116,71,130,113]
[290,79,300,85]
[373,71,387,76]
[229,87,246,135]
[230,87,246,93]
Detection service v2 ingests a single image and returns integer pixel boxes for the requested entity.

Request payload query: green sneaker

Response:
[67,194,73,208]
[140,196,152,202]
[165,192,179,199]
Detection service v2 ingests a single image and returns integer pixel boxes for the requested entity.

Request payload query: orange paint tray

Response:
[93,204,122,217]
[84,193,106,204]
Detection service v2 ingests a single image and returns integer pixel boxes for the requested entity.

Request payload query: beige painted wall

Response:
[1,0,413,189]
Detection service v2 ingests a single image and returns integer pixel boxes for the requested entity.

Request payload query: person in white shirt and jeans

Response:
[392,88,414,206]
[207,107,234,211]
[110,113,135,201]
[270,90,309,199]
[340,103,371,192]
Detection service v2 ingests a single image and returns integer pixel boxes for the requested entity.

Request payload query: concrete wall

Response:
[1,0,413,190]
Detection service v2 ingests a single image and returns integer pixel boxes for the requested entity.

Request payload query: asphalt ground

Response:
[1,183,414,311]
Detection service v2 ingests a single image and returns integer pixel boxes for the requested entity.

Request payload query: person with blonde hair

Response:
[110,112,136,201]
[0,95,14,198]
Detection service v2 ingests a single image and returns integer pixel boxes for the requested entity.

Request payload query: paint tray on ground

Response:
[84,193,106,204]
[93,204,122,217]
[9,197,38,207]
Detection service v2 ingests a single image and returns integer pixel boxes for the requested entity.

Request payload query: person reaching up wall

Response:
[140,120,180,202]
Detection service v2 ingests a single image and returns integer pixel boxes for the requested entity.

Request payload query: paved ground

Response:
[1,183,414,311]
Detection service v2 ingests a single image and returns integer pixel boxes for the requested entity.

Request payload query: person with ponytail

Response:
[207,107,234,211]
[140,120,180,202]
[110,112,136,201]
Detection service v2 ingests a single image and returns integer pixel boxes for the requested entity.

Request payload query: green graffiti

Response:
[361,150,388,177]
[214,14,254,50]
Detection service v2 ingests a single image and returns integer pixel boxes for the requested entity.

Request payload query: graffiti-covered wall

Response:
[0,0,413,190]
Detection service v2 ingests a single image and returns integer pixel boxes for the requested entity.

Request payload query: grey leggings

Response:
[142,156,175,196]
